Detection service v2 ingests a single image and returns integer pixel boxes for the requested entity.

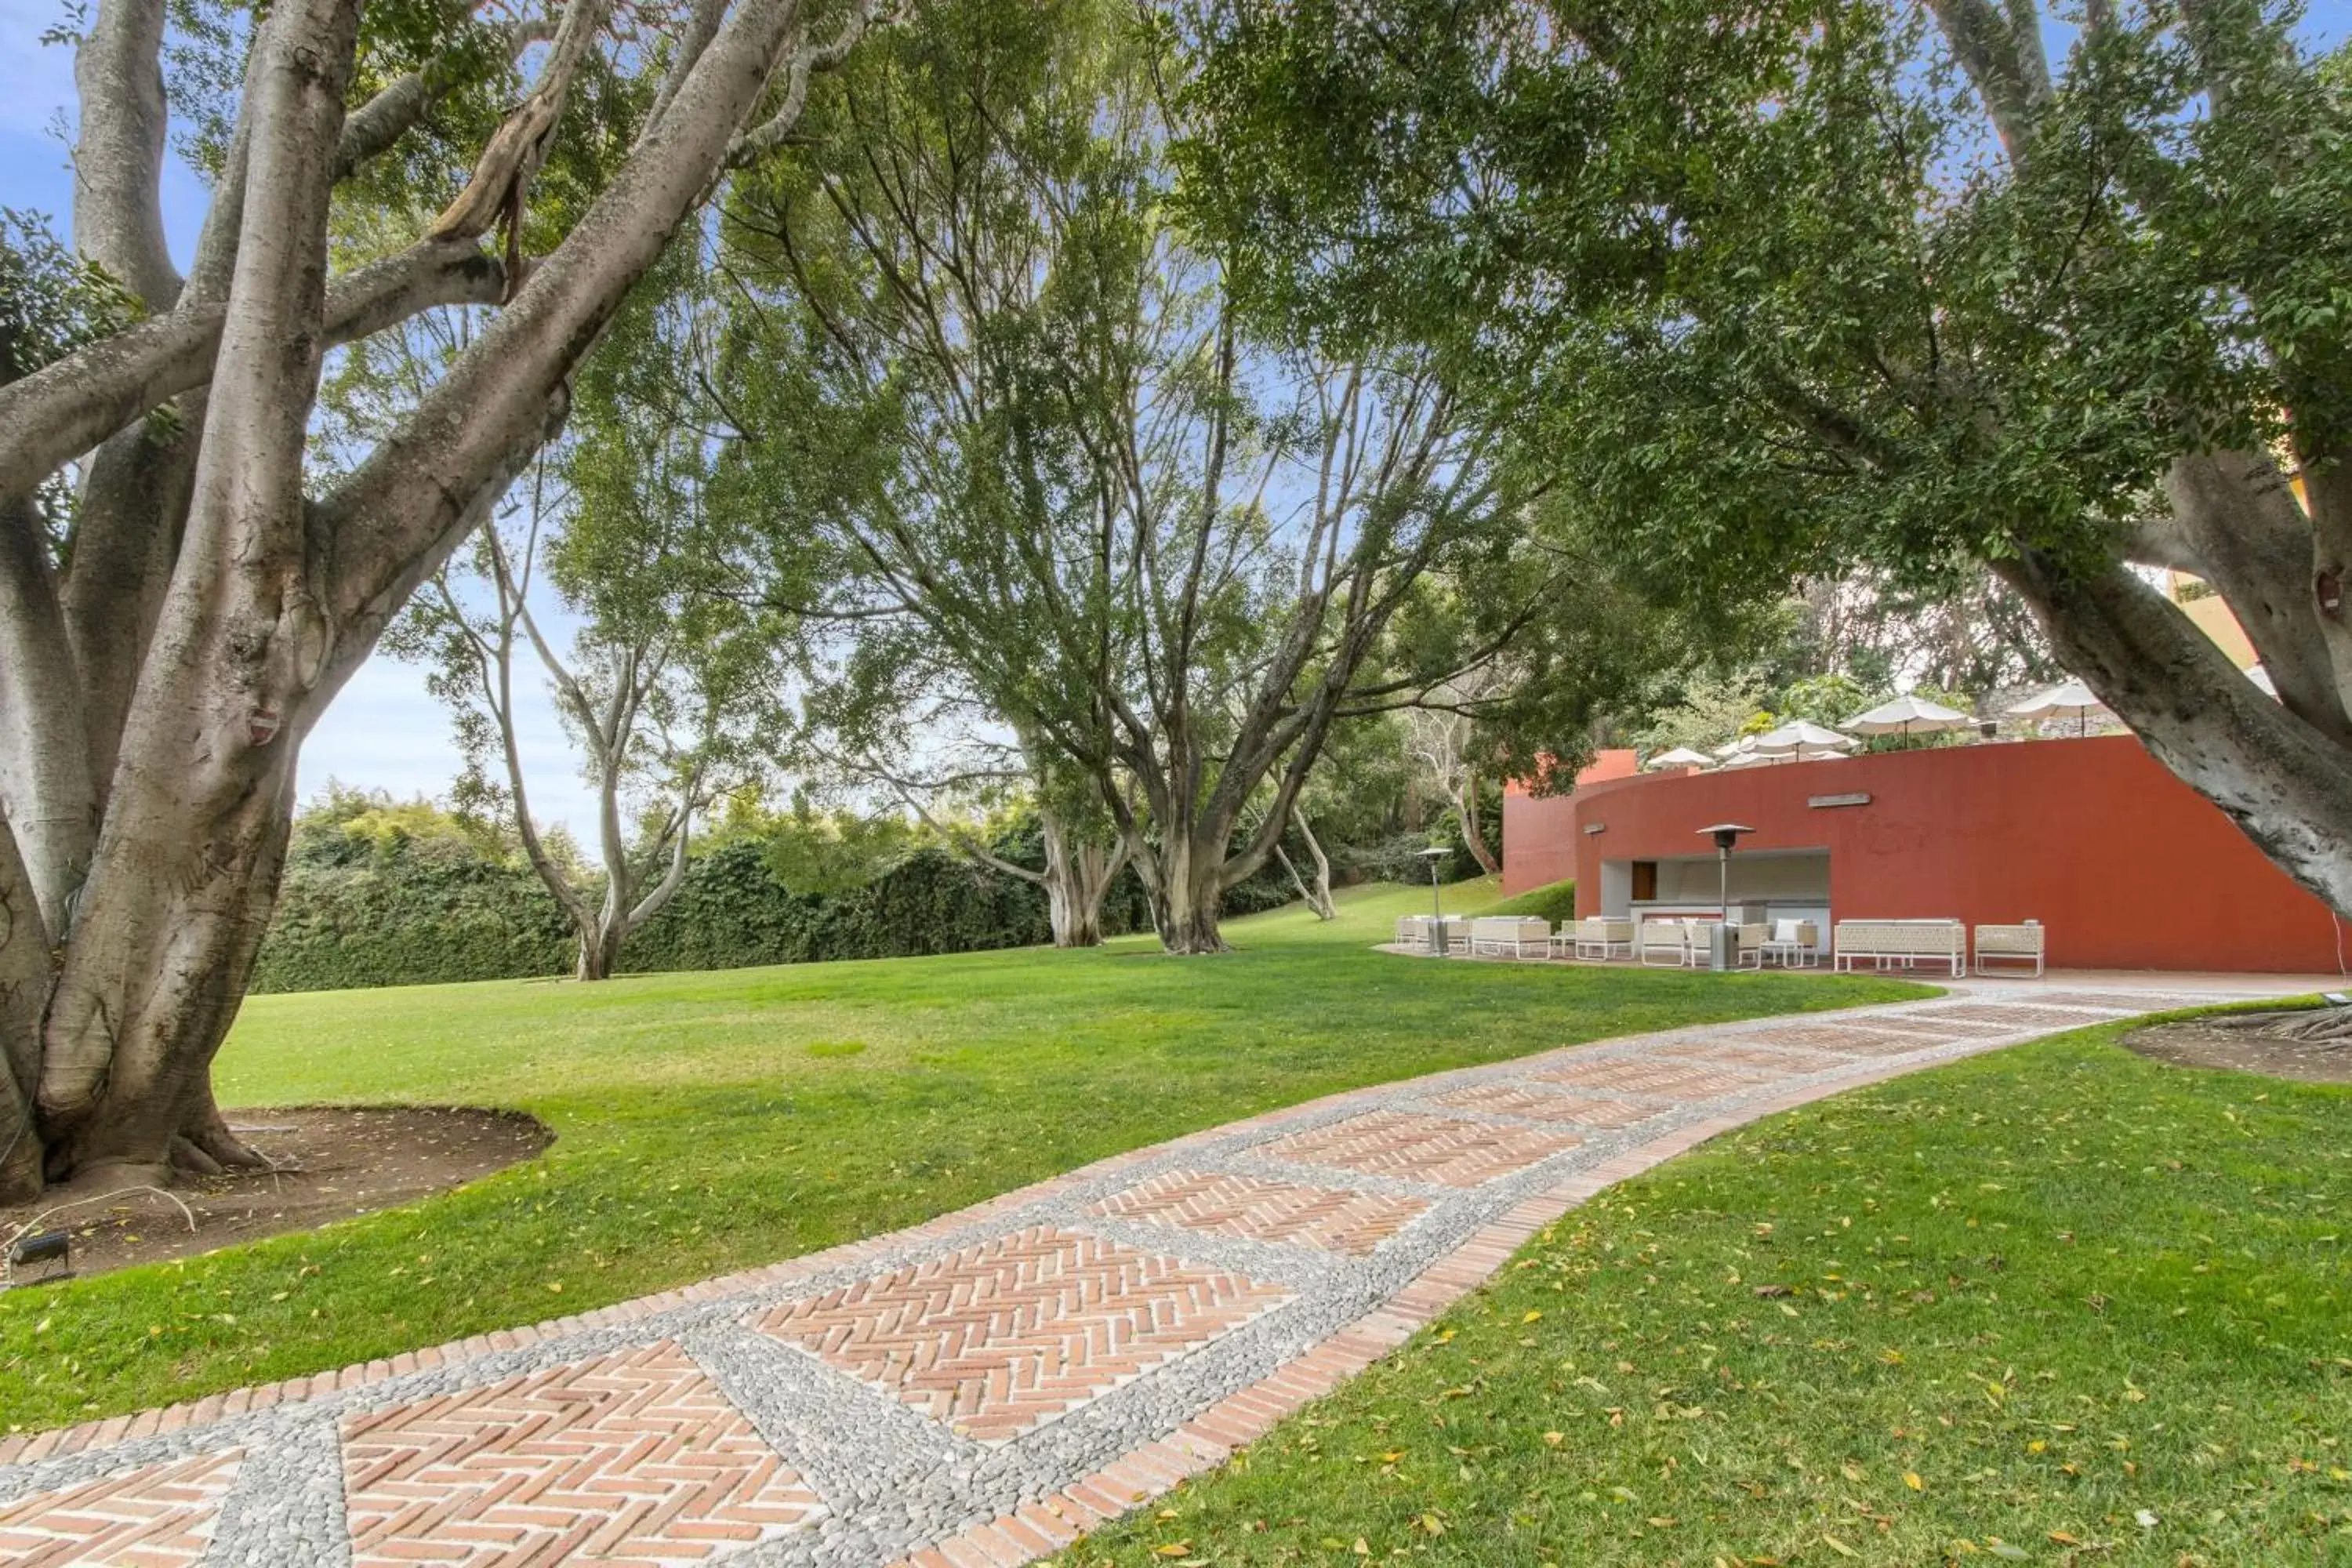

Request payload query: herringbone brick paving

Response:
[1529,1058,1765,1098]
[1261,1111,1585,1188]
[1089,1170,1431,1256]
[1425,1081,1650,1127]
[1743,1020,1959,1052]
[1652,1040,1854,1073]
[0,972,2297,1568]
[753,1226,1291,1440]
[340,1339,821,1566]
[0,1448,243,1567]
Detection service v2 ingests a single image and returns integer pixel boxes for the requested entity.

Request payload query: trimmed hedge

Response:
[251,842,575,993]
[251,821,1301,993]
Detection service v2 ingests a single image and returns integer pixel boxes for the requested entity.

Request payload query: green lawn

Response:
[1065,1023,2352,1567]
[0,881,1917,1434]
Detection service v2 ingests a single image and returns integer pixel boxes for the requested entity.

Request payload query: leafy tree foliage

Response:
[717,0,1589,952]
[1176,0,2352,919]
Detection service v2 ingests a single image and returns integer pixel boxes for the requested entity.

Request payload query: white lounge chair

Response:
[1639,920,1700,968]
[1393,915,1431,953]
[1563,916,1635,960]
[1757,919,1822,968]
[1973,922,2045,977]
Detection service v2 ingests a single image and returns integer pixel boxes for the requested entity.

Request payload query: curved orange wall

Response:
[1502,737,2347,974]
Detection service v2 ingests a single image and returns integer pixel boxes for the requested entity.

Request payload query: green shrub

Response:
[1474,877,1578,924]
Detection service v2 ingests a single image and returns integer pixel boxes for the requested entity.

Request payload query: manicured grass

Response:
[0,882,1918,1434]
[1064,1022,2352,1567]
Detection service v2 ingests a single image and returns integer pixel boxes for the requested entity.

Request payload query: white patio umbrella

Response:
[1646,746,1715,770]
[1844,693,1974,739]
[1715,737,1758,758]
[2005,677,2111,737]
[1749,719,1858,760]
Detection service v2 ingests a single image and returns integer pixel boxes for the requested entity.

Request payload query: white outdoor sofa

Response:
[1832,919,1966,976]
[1639,919,1703,967]
[1561,916,1635,961]
[1973,921,2046,977]
[1393,915,1431,952]
[1472,916,1555,959]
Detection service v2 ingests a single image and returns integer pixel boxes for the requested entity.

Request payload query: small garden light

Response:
[5,1229,71,1287]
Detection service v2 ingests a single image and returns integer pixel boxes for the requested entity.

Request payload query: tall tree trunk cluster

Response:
[0,0,878,1199]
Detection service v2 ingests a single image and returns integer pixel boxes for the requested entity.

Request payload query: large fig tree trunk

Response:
[1134,830,1234,956]
[0,0,871,1195]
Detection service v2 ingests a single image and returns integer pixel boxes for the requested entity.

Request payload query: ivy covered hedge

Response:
[252,838,575,993]
[249,796,1298,993]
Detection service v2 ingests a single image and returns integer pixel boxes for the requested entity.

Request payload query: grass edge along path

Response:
[0,882,1922,1433]
[1058,1016,2352,1568]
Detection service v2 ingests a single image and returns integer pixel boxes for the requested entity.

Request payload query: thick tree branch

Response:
[1926,0,2053,165]
[318,0,812,630]
[0,239,506,509]
[72,0,179,307]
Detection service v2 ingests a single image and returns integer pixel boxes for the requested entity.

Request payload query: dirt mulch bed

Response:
[3,1107,550,1285]
[2122,1017,2352,1085]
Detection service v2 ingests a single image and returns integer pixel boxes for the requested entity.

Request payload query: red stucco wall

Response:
[1501,750,1640,894]
[1504,737,2347,974]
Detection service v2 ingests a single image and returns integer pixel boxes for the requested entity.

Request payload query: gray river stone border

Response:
[0,979,2284,1567]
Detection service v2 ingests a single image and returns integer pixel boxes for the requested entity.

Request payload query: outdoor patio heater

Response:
[1417,845,1452,956]
[1697,823,1754,971]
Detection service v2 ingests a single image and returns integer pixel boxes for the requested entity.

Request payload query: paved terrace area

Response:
[0,972,2329,1568]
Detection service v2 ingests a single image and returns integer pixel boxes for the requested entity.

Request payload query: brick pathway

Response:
[0,975,2313,1567]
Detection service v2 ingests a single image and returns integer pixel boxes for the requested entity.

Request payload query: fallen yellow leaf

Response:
[1904,1471,1925,1491]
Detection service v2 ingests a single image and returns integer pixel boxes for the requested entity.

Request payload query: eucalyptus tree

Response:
[398,273,789,981]
[1403,665,1511,876]
[723,0,1545,951]
[1181,0,2352,924]
[0,0,880,1198]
